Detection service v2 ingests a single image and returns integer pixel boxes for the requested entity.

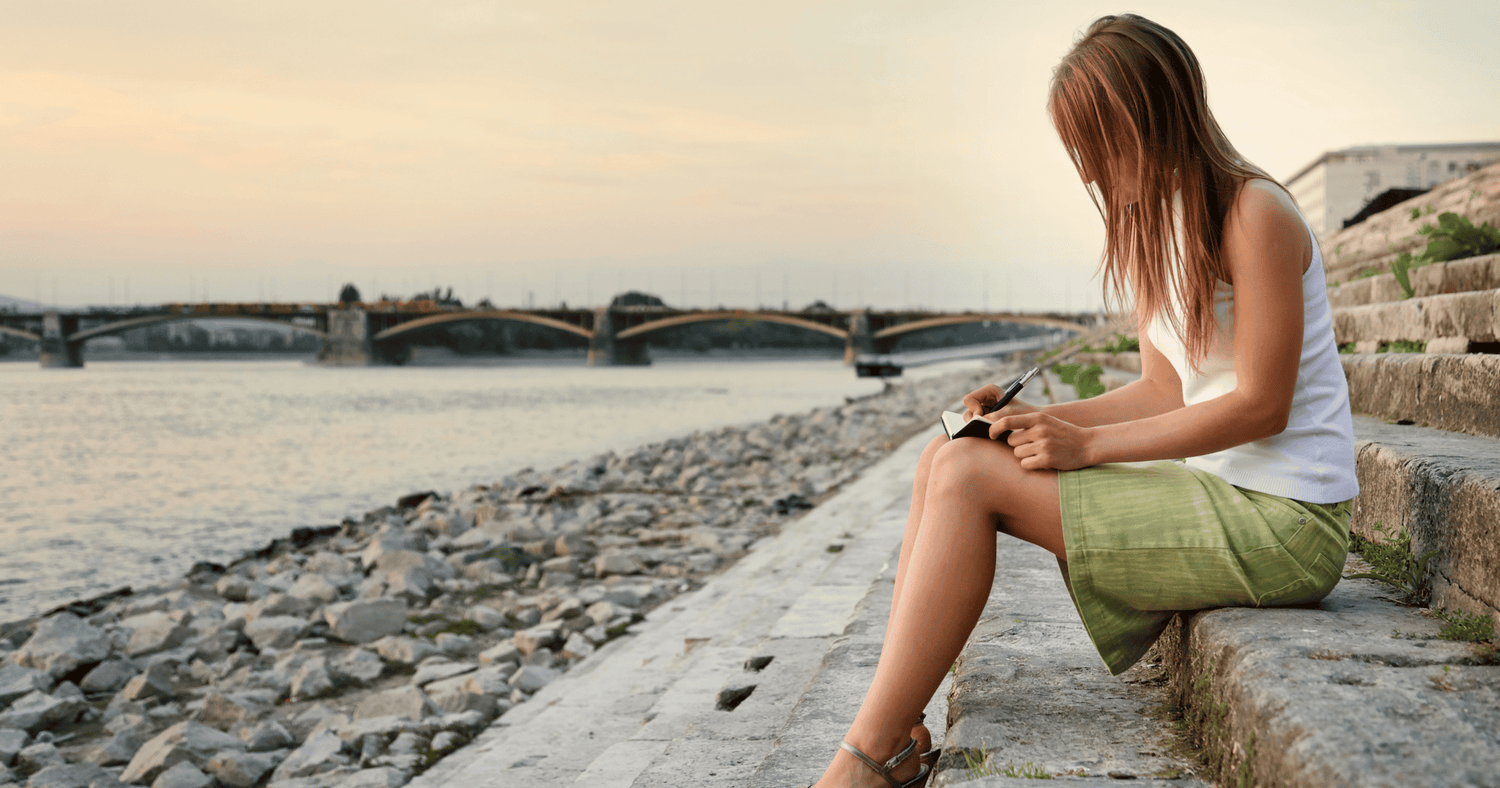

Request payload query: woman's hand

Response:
[990,411,1095,471]
[961,386,1039,422]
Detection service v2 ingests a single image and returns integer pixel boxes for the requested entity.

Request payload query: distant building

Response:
[1285,142,1500,237]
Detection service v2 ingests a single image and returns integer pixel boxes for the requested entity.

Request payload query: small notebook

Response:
[940,411,1011,442]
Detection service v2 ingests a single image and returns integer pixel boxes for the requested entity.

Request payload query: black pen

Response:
[983,367,1041,415]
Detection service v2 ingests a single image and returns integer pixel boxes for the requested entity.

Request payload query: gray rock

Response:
[329,649,383,686]
[352,687,434,722]
[193,693,261,731]
[117,662,174,703]
[463,607,505,631]
[242,617,309,652]
[149,761,211,788]
[0,692,86,735]
[371,638,436,666]
[507,665,560,694]
[289,659,334,702]
[323,601,406,646]
[238,720,293,753]
[583,601,626,628]
[244,594,313,622]
[381,567,433,601]
[561,633,595,661]
[122,613,194,658]
[25,762,115,788]
[461,665,516,696]
[432,633,473,656]
[594,552,643,576]
[270,732,346,782]
[331,767,406,788]
[477,643,520,667]
[12,615,112,679]
[512,625,561,656]
[285,575,340,605]
[213,576,269,604]
[205,749,285,788]
[304,552,355,577]
[15,742,61,773]
[86,727,148,766]
[0,729,28,767]
[0,667,52,707]
[410,662,475,687]
[360,530,421,571]
[120,721,246,785]
[79,661,140,695]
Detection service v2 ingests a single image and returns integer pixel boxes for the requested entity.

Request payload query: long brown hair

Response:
[1049,14,1271,370]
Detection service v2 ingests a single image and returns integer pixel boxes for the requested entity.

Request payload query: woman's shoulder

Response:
[1222,177,1312,274]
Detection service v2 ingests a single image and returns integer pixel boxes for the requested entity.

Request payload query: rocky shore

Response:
[0,362,1007,788]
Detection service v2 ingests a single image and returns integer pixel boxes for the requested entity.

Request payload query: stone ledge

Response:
[1070,351,1142,374]
[1332,289,1499,345]
[1328,254,1500,308]
[1352,417,1500,620]
[1342,353,1500,439]
[1157,577,1500,788]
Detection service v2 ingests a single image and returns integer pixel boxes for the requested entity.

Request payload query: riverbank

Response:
[0,361,1009,788]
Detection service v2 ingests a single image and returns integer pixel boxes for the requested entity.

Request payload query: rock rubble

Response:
[0,363,1005,788]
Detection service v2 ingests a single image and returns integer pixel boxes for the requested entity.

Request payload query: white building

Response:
[1285,142,1500,237]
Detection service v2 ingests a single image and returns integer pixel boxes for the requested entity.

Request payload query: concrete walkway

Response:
[409,423,949,788]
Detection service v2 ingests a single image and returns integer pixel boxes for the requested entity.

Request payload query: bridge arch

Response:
[872,313,1085,341]
[614,312,849,342]
[370,310,593,343]
[68,314,329,343]
[0,325,40,343]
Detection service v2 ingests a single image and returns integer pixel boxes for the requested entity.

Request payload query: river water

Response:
[0,355,979,622]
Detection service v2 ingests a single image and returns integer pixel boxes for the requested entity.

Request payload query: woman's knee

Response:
[928,437,1019,493]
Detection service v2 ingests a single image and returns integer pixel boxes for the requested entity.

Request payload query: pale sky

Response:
[3,0,1498,313]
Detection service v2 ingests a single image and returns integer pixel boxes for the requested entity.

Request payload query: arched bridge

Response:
[0,300,1098,371]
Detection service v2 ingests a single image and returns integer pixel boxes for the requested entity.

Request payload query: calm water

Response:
[0,356,975,622]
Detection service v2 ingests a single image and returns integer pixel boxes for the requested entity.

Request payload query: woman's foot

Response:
[810,722,931,788]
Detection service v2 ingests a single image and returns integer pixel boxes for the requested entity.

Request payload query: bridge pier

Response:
[844,310,878,365]
[318,308,388,366]
[588,307,650,366]
[39,312,83,368]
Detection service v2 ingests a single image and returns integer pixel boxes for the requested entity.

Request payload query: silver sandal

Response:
[839,737,931,788]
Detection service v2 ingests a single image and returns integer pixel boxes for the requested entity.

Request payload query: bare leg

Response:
[813,437,1064,787]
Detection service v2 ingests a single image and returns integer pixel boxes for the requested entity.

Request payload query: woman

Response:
[807,14,1358,788]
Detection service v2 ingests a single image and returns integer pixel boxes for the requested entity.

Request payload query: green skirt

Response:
[1057,460,1351,675]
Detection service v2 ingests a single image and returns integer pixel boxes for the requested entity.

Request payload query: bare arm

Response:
[994,180,1308,470]
[1036,328,1184,427]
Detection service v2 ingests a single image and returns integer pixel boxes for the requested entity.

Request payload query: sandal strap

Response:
[840,739,928,788]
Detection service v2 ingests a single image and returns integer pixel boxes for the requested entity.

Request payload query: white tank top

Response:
[1144,216,1360,504]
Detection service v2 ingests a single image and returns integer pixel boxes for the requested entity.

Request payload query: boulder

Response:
[194,693,261,731]
[513,625,562,656]
[594,552,643,577]
[461,666,516,696]
[120,721,246,785]
[464,606,505,631]
[238,721,293,753]
[122,613,194,658]
[360,530,421,570]
[561,633,595,660]
[478,643,520,667]
[16,742,62,773]
[0,692,86,735]
[410,662,475,687]
[205,749,286,788]
[323,601,406,645]
[80,661,141,694]
[329,649,383,686]
[244,594,313,622]
[352,687,434,722]
[507,665,560,694]
[381,566,434,601]
[214,576,269,603]
[289,659,334,702]
[269,732,347,782]
[117,662,175,703]
[242,617,309,652]
[371,637,437,666]
[149,761,212,788]
[286,574,340,605]
[25,762,116,788]
[87,726,149,766]
[0,728,28,766]
[12,614,112,679]
[304,552,355,578]
[433,633,473,655]
[0,667,52,707]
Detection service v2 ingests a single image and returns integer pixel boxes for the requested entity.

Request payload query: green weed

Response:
[1346,522,1437,605]
[961,750,1052,779]
[1378,340,1426,353]
[1435,609,1495,643]
[1052,362,1105,399]
[1338,343,1356,354]
[1391,210,1500,297]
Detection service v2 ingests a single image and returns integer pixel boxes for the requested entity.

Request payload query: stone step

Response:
[1332,288,1499,350]
[929,538,1209,787]
[1328,253,1500,308]
[1157,571,1500,788]
[1351,416,1500,620]
[1342,353,1500,439]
